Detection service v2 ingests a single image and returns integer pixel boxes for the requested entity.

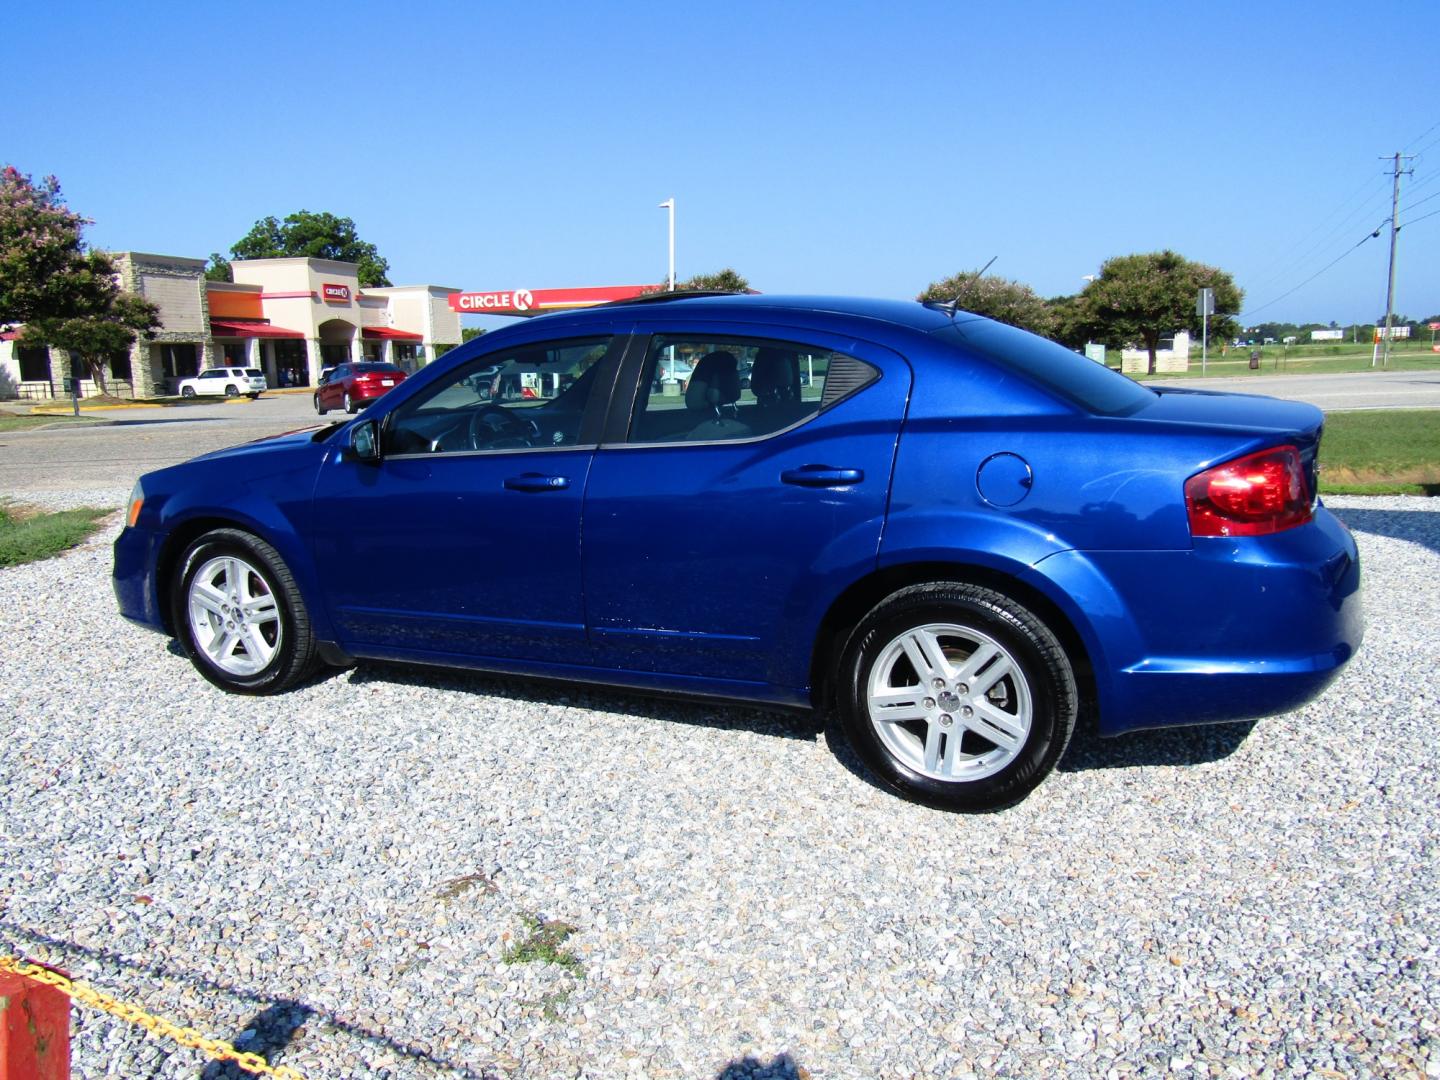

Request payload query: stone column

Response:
[305,339,323,387]
[349,334,363,363]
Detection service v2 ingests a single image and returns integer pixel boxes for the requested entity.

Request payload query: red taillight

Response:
[1185,445,1313,537]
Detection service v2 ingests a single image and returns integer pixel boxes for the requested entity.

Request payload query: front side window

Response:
[199,370,225,380]
[628,335,876,444]
[385,336,615,455]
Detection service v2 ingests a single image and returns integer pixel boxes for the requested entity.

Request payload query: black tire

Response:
[837,582,1076,812]
[181,386,196,399]
[315,394,327,416]
[225,384,239,398]
[172,528,319,694]
[344,392,356,414]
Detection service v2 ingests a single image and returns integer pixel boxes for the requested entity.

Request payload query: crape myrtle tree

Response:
[0,166,160,395]
[1081,251,1242,374]
[210,210,392,287]
[642,268,752,294]
[916,270,1056,337]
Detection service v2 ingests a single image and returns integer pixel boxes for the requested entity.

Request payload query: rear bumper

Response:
[113,526,168,633]
[1037,505,1362,735]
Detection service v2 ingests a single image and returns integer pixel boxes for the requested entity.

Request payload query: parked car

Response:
[114,296,1362,811]
[177,367,266,399]
[314,362,407,415]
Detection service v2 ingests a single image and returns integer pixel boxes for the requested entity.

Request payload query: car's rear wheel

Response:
[224,384,239,398]
[180,386,195,399]
[344,392,356,414]
[837,582,1076,811]
[173,528,318,694]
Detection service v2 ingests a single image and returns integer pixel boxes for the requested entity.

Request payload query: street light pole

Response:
[658,198,675,290]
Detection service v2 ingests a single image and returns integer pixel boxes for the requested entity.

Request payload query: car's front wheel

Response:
[224,384,239,398]
[173,528,318,694]
[315,393,327,415]
[180,386,196,399]
[837,582,1076,812]
[344,392,356,414]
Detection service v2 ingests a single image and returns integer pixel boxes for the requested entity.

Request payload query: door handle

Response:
[781,465,864,487]
[504,473,570,492]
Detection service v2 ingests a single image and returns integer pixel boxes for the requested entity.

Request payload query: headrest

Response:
[686,350,741,411]
[750,347,800,402]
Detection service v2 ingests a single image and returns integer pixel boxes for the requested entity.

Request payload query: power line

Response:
[1403,117,1440,152]
[1241,173,1389,292]
[1238,222,1385,321]
[1400,205,1440,229]
[1399,188,1440,215]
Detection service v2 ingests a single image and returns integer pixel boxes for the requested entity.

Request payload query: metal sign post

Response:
[1197,288,1215,375]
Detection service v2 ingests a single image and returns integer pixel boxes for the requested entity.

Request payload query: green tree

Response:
[0,166,161,395]
[204,252,232,282]
[229,211,392,286]
[680,267,750,292]
[644,268,752,294]
[917,271,1055,336]
[1081,251,1242,374]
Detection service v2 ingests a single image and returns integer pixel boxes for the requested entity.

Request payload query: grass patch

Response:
[502,914,584,975]
[0,504,111,567]
[0,414,106,433]
[1319,410,1440,495]
[1141,346,1440,380]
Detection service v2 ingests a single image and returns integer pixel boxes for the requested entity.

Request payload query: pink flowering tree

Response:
[0,166,159,394]
[917,271,1057,337]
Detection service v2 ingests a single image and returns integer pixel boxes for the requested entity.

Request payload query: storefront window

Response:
[273,340,308,387]
[17,347,50,383]
[393,343,424,372]
[160,344,199,379]
[222,343,246,366]
[108,350,131,381]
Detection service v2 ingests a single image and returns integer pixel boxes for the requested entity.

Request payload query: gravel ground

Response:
[1,490,1436,1080]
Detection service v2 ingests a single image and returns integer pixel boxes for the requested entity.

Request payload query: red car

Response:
[314,363,407,415]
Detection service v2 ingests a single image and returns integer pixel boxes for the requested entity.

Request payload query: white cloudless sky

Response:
[5,0,1438,328]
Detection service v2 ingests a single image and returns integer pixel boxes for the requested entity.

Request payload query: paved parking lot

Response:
[0,402,1437,1078]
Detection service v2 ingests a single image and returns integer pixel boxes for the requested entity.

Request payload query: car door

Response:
[319,365,348,410]
[197,369,227,395]
[309,331,629,665]
[581,323,911,692]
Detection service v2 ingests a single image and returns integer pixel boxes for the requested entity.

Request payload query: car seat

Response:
[684,351,750,441]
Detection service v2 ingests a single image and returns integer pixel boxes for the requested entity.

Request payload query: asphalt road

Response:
[3,369,1438,501]
[0,392,327,498]
[1146,369,1440,411]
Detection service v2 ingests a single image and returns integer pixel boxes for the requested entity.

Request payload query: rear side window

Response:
[628,335,878,444]
[934,320,1155,416]
[244,368,264,379]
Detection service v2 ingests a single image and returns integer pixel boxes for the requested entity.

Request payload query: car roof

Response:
[512,294,978,337]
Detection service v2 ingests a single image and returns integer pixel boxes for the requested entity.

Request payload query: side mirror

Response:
[346,419,381,463]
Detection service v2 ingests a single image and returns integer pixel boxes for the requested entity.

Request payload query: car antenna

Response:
[930,255,997,319]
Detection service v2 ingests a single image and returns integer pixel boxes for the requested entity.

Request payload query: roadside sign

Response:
[449,285,653,315]
[1196,288,1215,317]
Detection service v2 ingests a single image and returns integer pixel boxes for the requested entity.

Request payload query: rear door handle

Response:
[504,473,570,492]
[781,465,864,487]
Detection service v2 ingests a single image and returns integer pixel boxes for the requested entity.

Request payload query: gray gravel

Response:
[1,491,1437,1079]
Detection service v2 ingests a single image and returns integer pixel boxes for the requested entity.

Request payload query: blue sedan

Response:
[113,295,1362,810]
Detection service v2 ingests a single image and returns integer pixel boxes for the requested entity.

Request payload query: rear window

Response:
[934,320,1155,416]
[244,368,263,379]
[353,363,403,375]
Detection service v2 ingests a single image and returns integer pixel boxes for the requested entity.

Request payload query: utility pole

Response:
[1378,152,1414,368]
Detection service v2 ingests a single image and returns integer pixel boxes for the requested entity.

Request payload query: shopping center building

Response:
[0,253,462,398]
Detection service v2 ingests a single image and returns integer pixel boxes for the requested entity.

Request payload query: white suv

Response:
[177,367,267,399]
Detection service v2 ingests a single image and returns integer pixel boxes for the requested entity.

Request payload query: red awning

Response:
[210,319,304,339]
[362,326,422,341]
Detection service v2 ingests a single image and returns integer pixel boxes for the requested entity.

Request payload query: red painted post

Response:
[0,969,70,1080]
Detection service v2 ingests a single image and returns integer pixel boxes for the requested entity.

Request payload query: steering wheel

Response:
[467,406,539,450]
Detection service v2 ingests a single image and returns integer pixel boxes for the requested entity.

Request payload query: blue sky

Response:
[5,1,1438,329]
